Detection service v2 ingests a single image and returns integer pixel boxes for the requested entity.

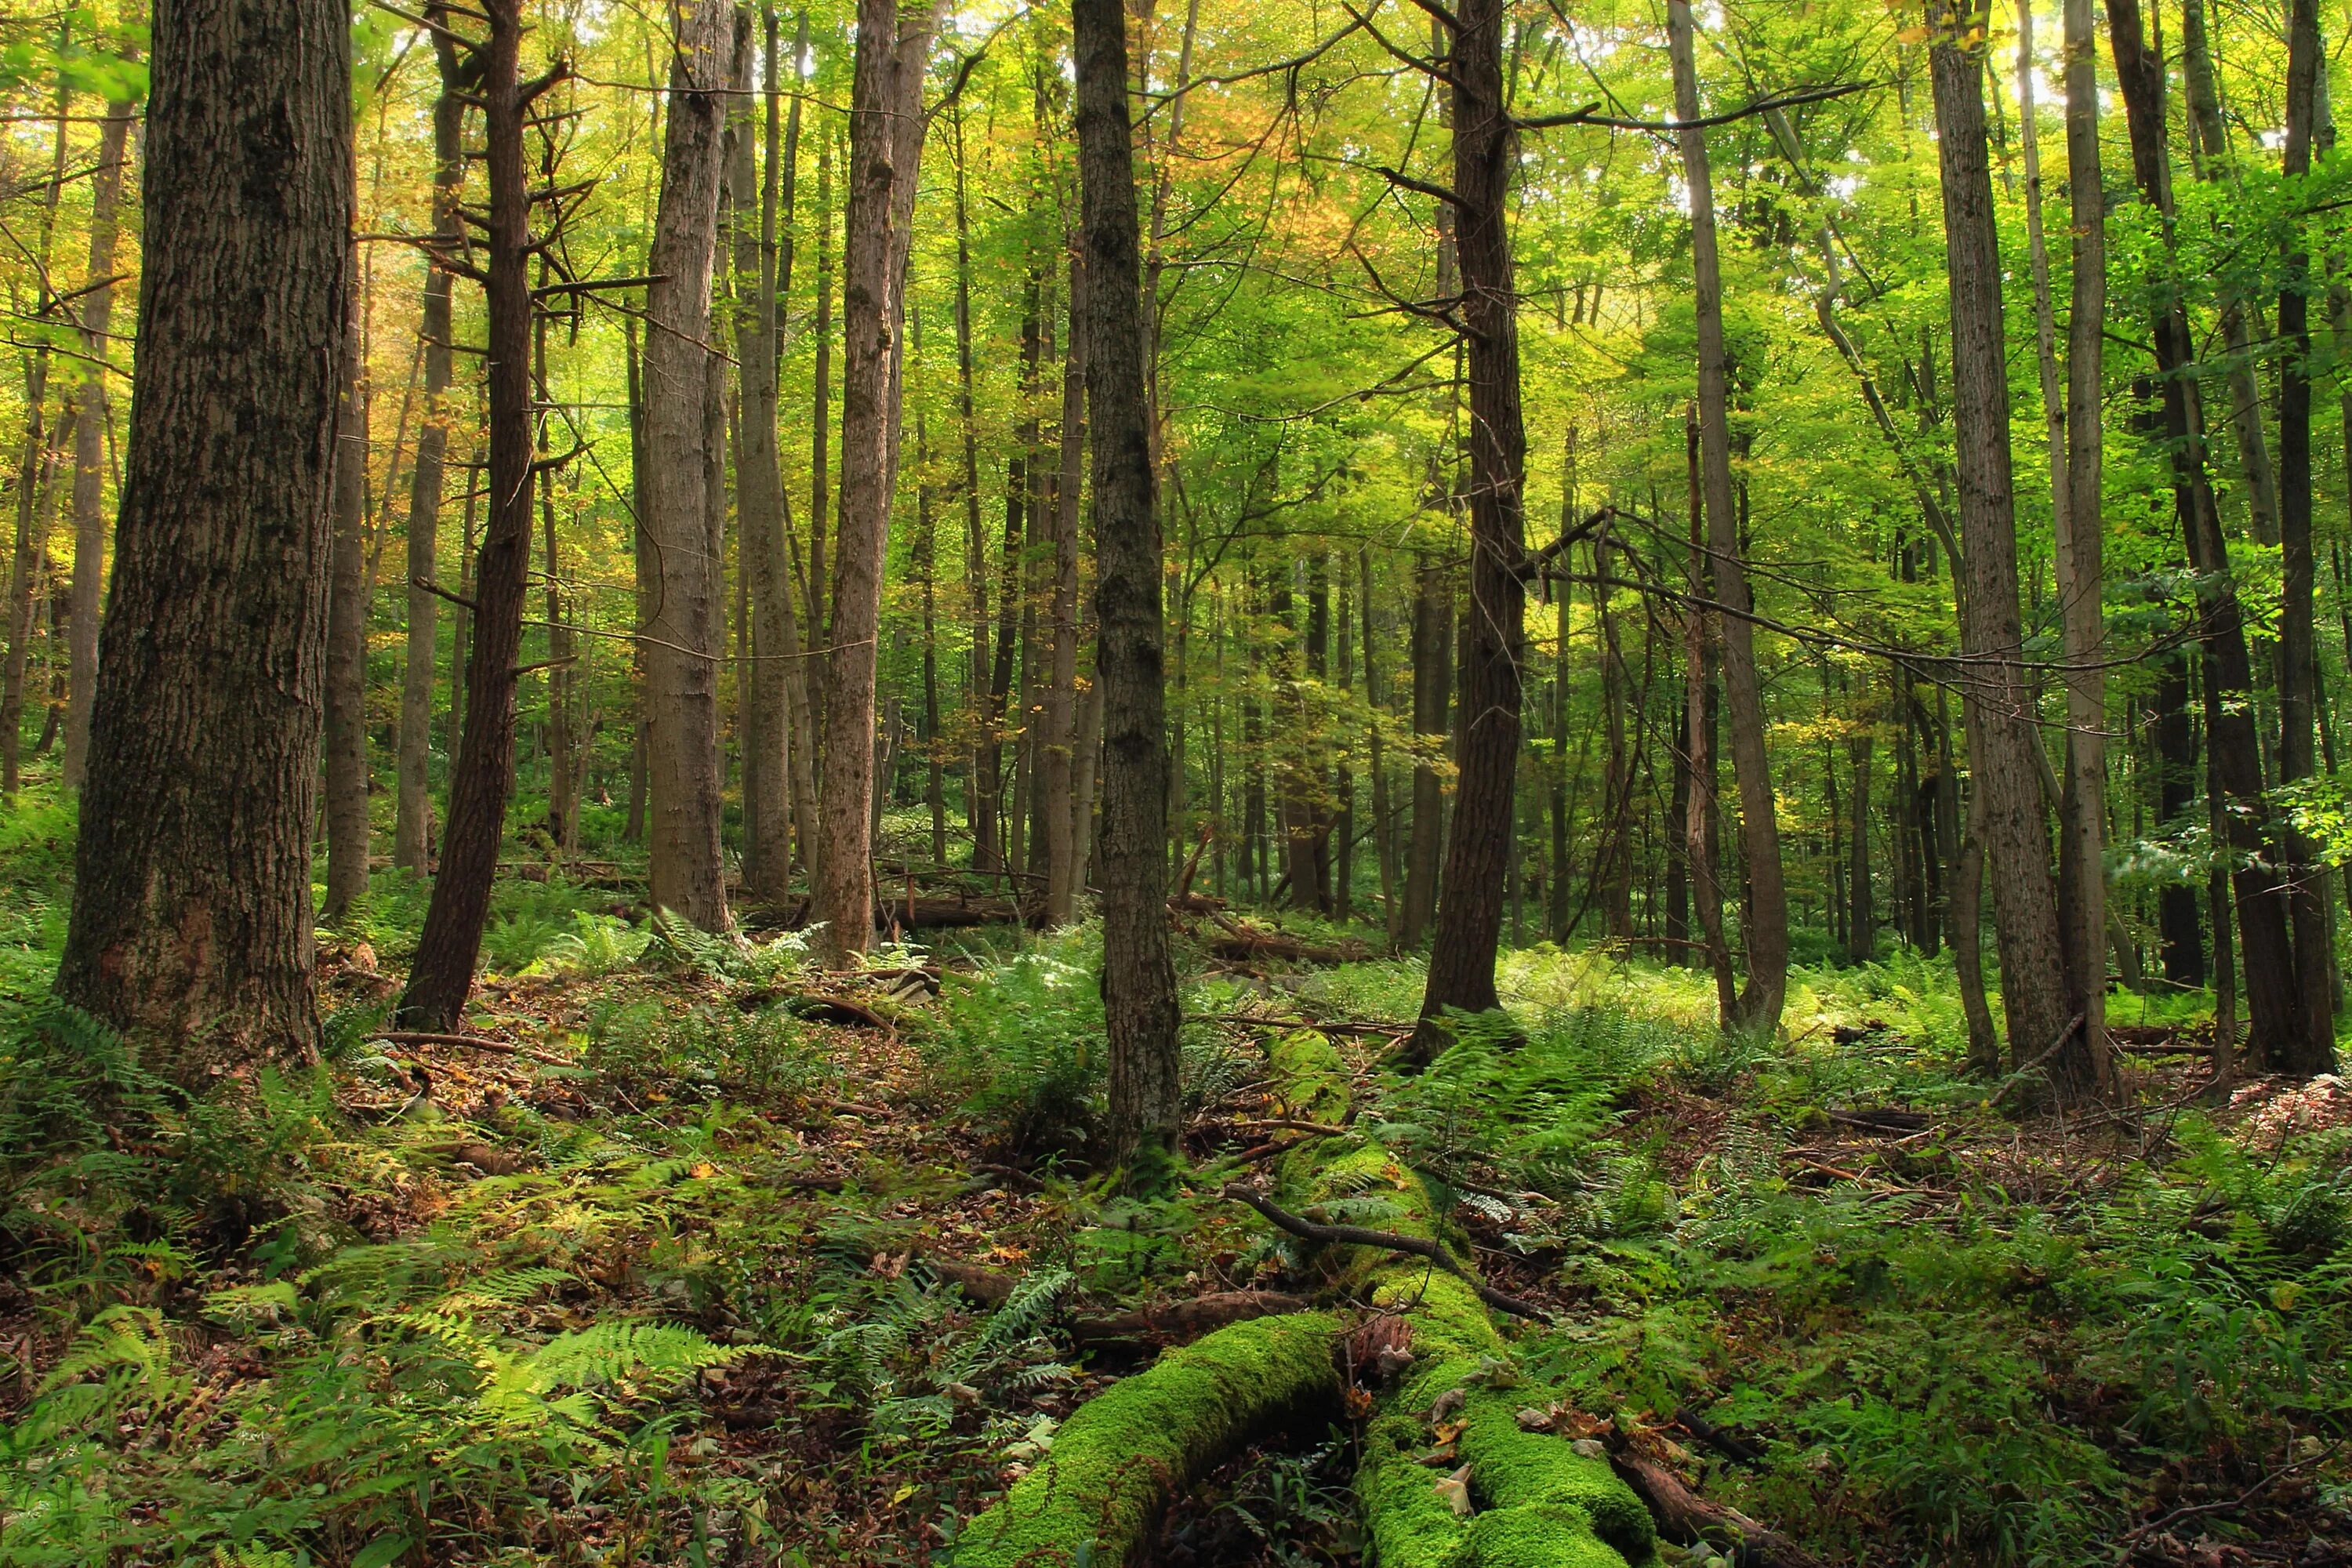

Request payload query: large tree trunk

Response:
[813,0,938,962]
[62,86,134,789]
[642,0,734,931]
[1075,0,1181,1163]
[322,252,372,920]
[395,31,467,869]
[2270,0,2339,1075]
[2107,0,2306,1069]
[57,0,350,1083]
[1925,8,2077,1084]
[1407,0,1528,1063]
[1668,0,1787,1033]
[399,0,557,1029]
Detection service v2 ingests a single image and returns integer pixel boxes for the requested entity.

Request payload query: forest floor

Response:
[5,797,2352,1566]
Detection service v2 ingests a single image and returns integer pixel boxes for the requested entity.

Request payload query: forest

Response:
[5,0,2352,1561]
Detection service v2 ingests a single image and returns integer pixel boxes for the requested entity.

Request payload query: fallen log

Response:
[958,1028,1658,1568]
[370,1031,577,1069]
[1068,1290,1312,1346]
[1609,1448,1826,1568]
[1203,913,1371,967]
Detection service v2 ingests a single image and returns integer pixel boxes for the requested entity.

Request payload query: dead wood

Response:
[1610,1449,1827,1568]
[1068,1289,1311,1345]
[1220,1182,1552,1321]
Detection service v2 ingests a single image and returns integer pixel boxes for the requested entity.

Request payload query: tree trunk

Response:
[2270,0,2338,1075]
[2,60,68,804]
[1044,252,1087,926]
[396,29,467,868]
[729,2,809,901]
[63,85,135,789]
[1926,7,2078,1084]
[1075,0,1181,1162]
[1400,553,1448,947]
[641,0,733,931]
[1682,411,1738,1022]
[58,0,351,1082]
[322,252,372,920]
[2107,0,2306,1069]
[808,129,833,659]
[2153,633,2204,985]
[1847,724,1875,965]
[1406,0,1528,1064]
[1670,0,1787,1033]
[400,0,557,1029]
[813,0,937,963]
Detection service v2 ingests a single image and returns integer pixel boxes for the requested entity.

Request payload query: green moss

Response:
[954,1311,1340,1568]
[1468,1503,1642,1568]
[1269,1029,1353,1125]
[1357,1409,1475,1568]
[1461,1399,1657,1565]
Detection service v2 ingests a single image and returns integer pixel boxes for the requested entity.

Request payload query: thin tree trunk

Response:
[63,83,134,789]
[2,64,67,804]
[1670,0,1787,1033]
[1076,0,1181,1163]
[2109,0,2305,1067]
[400,0,563,1028]
[1683,414,1737,1022]
[1408,0,1530,1062]
[808,128,833,658]
[396,28,466,867]
[59,0,351,1080]
[953,109,993,867]
[1848,725,1875,965]
[1926,5,2077,1083]
[1362,549,1399,946]
[1401,552,1448,946]
[323,249,371,919]
[1044,252,1087,925]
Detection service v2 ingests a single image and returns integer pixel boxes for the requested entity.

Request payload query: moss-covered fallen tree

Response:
[955,1030,1659,1567]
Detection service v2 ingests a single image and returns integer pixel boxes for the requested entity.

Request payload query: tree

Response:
[61,75,134,789]
[1668,0,1788,1033]
[811,0,941,963]
[1074,0,1181,1161]
[399,0,572,1030]
[1406,0,1531,1064]
[641,0,735,931]
[395,27,470,872]
[322,249,372,920]
[56,0,352,1082]
[1924,1,2078,1087]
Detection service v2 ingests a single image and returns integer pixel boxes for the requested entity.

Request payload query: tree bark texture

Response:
[1926,8,2076,1080]
[57,0,352,1082]
[642,0,734,931]
[812,0,935,962]
[1075,0,1182,1160]
[1409,0,1529,1064]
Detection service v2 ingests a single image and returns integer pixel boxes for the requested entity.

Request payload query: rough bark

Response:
[1668,0,1787,1034]
[399,0,557,1029]
[1075,0,1182,1162]
[1400,552,1449,949]
[62,87,133,789]
[322,251,372,920]
[395,29,468,869]
[812,0,938,963]
[1925,8,2075,1082]
[1406,0,1528,1065]
[642,0,734,931]
[56,0,351,1082]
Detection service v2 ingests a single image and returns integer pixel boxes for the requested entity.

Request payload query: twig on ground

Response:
[371,1031,576,1069]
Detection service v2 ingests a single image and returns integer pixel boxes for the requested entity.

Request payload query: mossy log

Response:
[953,1029,1657,1568]
[952,1310,1342,1566]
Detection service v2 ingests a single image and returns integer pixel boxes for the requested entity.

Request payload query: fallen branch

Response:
[371,1031,576,1069]
[1610,1449,1828,1568]
[1221,1183,1552,1322]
